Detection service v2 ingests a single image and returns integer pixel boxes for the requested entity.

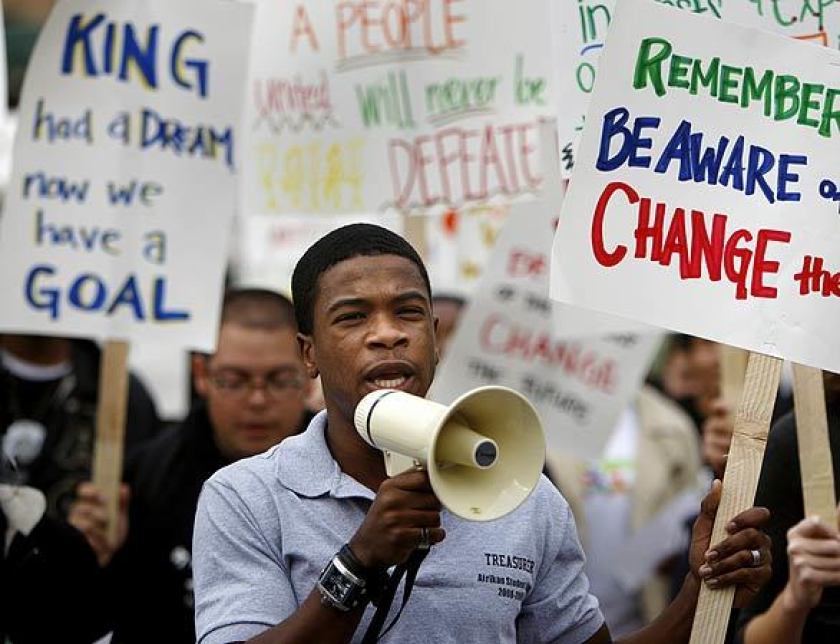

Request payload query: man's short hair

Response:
[220,288,296,331]
[291,223,431,335]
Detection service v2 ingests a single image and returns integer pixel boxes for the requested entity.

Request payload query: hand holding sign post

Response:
[0,0,253,540]
[690,353,781,644]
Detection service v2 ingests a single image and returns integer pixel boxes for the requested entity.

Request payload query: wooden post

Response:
[91,340,130,545]
[689,352,782,644]
[403,212,428,262]
[718,344,749,410]
[792,364,837,522]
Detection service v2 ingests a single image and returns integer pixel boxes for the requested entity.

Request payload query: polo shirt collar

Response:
[275,411,375,502]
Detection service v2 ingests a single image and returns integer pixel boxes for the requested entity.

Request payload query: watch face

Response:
[323,568,355,602]
[319,558,366,610]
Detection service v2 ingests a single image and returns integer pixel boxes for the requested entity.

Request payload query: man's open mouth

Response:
[371,375,408,388]
[364,361,415,390]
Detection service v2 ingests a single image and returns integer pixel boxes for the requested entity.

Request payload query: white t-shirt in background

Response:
[582,407,643,638]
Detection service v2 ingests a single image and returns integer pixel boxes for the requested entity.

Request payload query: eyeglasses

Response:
[207,368,306,399]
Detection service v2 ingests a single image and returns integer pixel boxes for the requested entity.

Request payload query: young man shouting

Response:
[193,224,771,644]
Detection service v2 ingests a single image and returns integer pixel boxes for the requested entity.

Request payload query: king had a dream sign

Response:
[550,0,840,373]
[0,0,253,352]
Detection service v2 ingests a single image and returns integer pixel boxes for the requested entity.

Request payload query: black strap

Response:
[360,547,429,644]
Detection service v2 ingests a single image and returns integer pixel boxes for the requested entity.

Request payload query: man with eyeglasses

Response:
[67,288,312,644]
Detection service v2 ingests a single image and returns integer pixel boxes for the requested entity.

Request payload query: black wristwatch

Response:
[317,545,388,612]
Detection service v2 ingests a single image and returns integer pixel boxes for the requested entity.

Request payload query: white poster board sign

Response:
[552,0,839,177]
[551,0,840,373]
[0,0,253,351]
[725,0,840,47]
[553,0,724,177]
[235,213,402,295]
[431,190,661,460]
[423,204,509,297]
[244,0,556,215]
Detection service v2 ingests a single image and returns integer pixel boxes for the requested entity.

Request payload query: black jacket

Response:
[735,410,840,643]
[105,404,313,642]
[108,403,229,643]
[0,508,109,644]
[0,339,161,519]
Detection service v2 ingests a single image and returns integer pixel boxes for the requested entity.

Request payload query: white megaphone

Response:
[354,386,545,521]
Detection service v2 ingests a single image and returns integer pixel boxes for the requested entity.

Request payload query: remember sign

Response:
[550,0,840,372]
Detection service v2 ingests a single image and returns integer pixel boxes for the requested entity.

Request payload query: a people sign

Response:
[244,0,555,215]
[0,0,253,352]
[550,0,840,374]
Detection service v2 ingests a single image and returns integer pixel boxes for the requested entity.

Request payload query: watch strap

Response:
[339,544,389,605]
[317,554,366,612]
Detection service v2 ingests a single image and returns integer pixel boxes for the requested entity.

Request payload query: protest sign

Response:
[553,0,616,177]
[235,213,402,294]
[423,204,508,296]
[725,0,840,47]
[0,0,253,353]
[550,0,840,374]
[429,191,661,461]
[552,0,839,177]
[553,0,724,176]
[244,0,556,215]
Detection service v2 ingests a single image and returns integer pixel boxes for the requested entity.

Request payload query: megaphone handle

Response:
[383,451,422,477]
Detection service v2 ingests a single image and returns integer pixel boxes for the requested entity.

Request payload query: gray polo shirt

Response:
[193,412,604,644]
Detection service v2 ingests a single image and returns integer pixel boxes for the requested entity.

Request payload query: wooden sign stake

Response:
[403,212,428,262]
[718,344,749,410]
[791,363,837,523]
[91,339,130,546]
[689,352,781,644]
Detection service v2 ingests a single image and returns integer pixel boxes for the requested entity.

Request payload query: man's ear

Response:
[297,333,319,379]
[433,316,441,366]
[192,353,210,398]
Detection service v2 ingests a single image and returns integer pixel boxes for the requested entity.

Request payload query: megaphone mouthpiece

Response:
[435,418,498,470]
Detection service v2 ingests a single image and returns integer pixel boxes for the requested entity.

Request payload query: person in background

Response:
[68,288,313,644]
[431,292,465,358]
[731,372,840,644]
[651,336,793,442]
[547,383,703,637]
[648,334,719,432]
[191,224,772,644]
[0,334,160,519]
[0,483,108,644]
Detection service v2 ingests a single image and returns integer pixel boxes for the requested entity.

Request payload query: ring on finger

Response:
[418,526,431,550]
[749,548,762,567]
